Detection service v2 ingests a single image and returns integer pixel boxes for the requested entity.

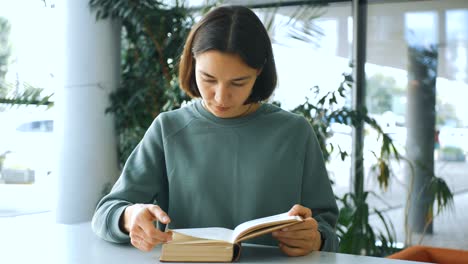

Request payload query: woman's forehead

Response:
[194,50,257,75]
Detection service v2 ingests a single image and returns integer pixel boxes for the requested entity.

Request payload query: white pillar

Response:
[56,0,120,223]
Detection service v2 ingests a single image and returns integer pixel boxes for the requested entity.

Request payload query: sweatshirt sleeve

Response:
[91,117,168,243]
[300,119,340,252]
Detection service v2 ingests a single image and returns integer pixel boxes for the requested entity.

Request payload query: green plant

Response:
[289,72,401,256]
[401,154,454,246]
[89,0,196,166]
[1,17,53,110]
[290,70,453,256]
[0,83,54,108]
[337,191,398,256]
[263,4,454,255]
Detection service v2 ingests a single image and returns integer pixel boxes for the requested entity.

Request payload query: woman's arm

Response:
[91,118,169,244]
[300,121,339,252]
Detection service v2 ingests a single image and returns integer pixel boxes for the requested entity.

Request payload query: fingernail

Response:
[282,228,288,231]
[162,216,169,222]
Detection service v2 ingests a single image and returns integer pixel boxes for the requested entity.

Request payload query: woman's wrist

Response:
[318,230,325,251]
[119,205,134,234]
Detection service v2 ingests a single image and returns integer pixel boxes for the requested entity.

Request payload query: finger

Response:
[278,243,309,257]
[130,233,145,249]
[130,227,166,251]
[288,204,312,218]
[129,225,146,241]
[280,218,317,232]
[280,230,322,252]
[276,237,309,248]
[138,239,154,252]
[148,205,171,224]
[132,235,155,252]
[130,210,171,244]
[138,219,172,242]
[130,233,142,246]
[141,232,169,245]
[273,229,313,240]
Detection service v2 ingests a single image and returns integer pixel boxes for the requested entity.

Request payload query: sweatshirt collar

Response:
[193,100,267,126]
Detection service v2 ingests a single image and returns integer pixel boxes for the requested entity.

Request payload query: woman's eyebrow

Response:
[199,71,215,78]
[231,76,252,82]
[199,70,252,81]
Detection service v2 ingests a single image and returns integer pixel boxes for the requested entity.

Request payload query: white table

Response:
[1,221,427,264]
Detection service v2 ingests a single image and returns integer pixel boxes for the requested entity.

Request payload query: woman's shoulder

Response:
[262,103,310,127]
[158,102,197,119]
[149,102,200,133]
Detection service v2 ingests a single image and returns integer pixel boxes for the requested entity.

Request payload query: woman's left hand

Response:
[272,204,322,256]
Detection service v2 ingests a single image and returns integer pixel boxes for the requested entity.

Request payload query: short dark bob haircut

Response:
[179,5,277,103]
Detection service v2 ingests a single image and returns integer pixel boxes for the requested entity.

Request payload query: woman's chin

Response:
[212,110,245,119]
[212,112,235,118]
[205,103,246,118]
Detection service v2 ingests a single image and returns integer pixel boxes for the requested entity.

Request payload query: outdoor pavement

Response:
[365,160,468,251]
[371,191,468,251]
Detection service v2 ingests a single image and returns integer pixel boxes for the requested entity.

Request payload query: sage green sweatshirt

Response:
[92,100,339,251]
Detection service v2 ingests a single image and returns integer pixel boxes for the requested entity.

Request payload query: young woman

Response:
[92,5,339,256]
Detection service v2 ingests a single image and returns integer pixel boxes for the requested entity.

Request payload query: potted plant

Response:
[89,0,195,167]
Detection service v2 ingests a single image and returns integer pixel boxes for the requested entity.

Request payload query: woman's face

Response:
[194,50,260,118]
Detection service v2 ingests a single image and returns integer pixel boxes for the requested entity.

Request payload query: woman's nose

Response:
[214,84,231,105]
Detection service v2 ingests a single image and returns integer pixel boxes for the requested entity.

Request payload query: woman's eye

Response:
[203,79,216,83]
[232,82,245,87]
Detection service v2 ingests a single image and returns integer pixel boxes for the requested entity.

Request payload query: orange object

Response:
[387,245,468,264]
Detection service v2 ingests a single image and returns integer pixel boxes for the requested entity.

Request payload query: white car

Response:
[0,112,55,184]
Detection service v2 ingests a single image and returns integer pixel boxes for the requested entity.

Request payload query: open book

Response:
[160,212,303,262]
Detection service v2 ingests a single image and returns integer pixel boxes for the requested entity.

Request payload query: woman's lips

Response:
[214,105,230,112]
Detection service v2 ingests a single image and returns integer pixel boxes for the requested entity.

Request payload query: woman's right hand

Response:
[120,204,173,251]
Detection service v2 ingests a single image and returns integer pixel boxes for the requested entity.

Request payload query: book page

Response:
[171,227,234,243]
[231,212,302,243]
